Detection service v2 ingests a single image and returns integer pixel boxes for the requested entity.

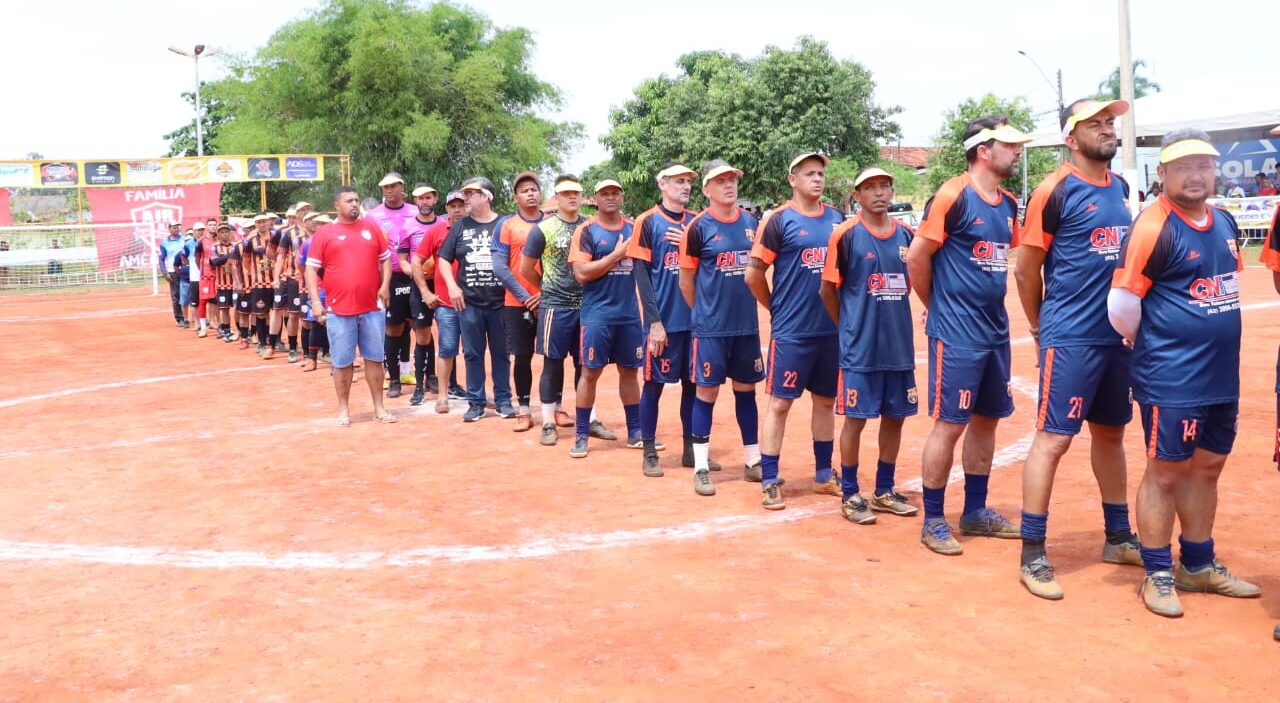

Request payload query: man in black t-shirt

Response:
[437,177,514,422]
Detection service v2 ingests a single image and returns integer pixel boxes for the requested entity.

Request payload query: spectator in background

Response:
[47,237,63,275]
[0,239,9,251]
[1227,181,1246,198]
[1257,177,1277,197]
[1147,181,1162,199]
[1254,173,1267,196]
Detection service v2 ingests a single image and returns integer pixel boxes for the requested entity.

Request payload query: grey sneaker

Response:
[588,419,617,441]
[642,453,663,478]
[761,482,785,510]
[540,423,557,446]
[921,518,963,556]
[569,436,589,458]
[958,507,1020,538]
[1020,556,1064,600]
[462,404,485,422]
[871,491,919,517]
[693,469,715,496]
[1101,535,1144,566]
[840,494,877,525]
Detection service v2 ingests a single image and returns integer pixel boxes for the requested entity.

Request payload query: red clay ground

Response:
[1,270,1278,701]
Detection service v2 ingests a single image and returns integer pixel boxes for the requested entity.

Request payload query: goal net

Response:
[0,222,166,292]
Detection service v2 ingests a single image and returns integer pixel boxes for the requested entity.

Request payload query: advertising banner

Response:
[85,183,223,272]
[1215,139,1279,184]
[0,155,327,188]
[1208,196,1278,230]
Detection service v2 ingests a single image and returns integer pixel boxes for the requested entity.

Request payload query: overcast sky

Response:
[2,0,1273,174]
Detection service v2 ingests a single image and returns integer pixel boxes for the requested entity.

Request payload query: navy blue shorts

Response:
[691,333,765,386]
[537,306,580,361]
[582,322,644,369]
[927,338,1013,423]
[645,330,691,384]
[837,369,919,419]
[1036,344,1132,435]
[1140,402,1237,462]
[766,335,839,399]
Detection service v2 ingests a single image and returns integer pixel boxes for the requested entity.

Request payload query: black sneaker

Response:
[409,387,426,406]
[175,320,185,328]
[448,385,468,400]
[462,404,485,422]
[496,403,517,419]
[387,380,402,398]
[588,419,616,441]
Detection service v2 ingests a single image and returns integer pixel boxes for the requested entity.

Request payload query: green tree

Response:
[1096,59,1162,100]
[174,0,581,213]
[601,37,899,209]
[826,157,924,211]
[925,93,1058,199]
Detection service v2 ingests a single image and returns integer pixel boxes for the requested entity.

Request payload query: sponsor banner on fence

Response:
[1208,196,1278,229]
[1216,139,1279,184]
[0,155,327,188]
[85,183,223,272]
[0,188,11,227]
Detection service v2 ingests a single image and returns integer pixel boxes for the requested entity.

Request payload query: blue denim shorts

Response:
[326,309,385,369]
[434,306,461,358]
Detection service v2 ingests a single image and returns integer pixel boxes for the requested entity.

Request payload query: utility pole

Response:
[168,45,222,157]
[1118,0,1139,213]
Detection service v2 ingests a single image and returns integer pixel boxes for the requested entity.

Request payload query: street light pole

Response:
[168,44,221,157]
[1017,50,1065,115]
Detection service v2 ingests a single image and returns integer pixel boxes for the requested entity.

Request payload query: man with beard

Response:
[906,117,1029,555]
[401,184,448,405]
[368,172,420,396]
[1014,99,1142,599]
[1111,129,1258,617]
[492,171,547,429]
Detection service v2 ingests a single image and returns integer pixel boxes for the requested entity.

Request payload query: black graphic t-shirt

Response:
[438,215,504,309]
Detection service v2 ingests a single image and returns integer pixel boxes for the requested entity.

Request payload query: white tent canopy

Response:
[1027,91,1280,147]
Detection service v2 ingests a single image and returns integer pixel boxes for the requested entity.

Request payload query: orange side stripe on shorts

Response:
[766,339,777,395]
[690,337,698,382]
[1147,405,1159,459]
[1036,347,1055,431]
[931,340,944,418]
[835,369,844,414]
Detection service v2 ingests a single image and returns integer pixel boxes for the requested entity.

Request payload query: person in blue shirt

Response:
[159,221,188,327]
[567,180,644,459]
[679,160,766,498]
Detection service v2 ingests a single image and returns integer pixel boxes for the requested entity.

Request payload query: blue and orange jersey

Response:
[917,173,1020,349]
[1113,196,1243,407]
[1261,206,1280,273]
[569,216,639,326]
[1023,163,1131,347]
[493,212,545,306]
[680,208,759,337]
[751,200,845,339]
[822,216,915,371]
[627,205,696,333]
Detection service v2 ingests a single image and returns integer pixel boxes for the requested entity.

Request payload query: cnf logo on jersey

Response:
[971,241,1009,261]
[662,251,681,267]
[799,246,826,267]
[1089,226,1126,255]
[1188,271,1239,306]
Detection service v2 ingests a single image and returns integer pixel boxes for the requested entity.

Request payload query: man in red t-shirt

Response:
[306,186,395,426]
[412,196,462,414]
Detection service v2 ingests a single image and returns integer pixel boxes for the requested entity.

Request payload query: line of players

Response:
[163,98,1261,620]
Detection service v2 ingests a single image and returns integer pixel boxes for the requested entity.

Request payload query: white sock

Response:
[743,443,762,467]
[590,407,599,422]
[542,403,556,425]
[199,318,208,330]
[693,442,710,472]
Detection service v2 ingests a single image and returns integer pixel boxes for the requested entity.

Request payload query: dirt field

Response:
[1,270,1278,701]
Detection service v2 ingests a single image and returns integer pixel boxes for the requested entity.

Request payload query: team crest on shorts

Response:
[898,246,908,262]
[907,387,918,405]
[634,346,643,360]
[754,357,763,372]
[1006,382,1013,397]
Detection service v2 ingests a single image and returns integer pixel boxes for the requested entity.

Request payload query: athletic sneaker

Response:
[540,423,558,446]
[197,327,208,338]
[175,319,185,327]
[409,387,426,406]
[642,453,663,478]
[588,419,616,441]
[813,471,841,496]
[1173,560,1262,598]
[761,482,784,510]
[680,439,721,471]
[569,436,589,458]
[958,508,1020,538]
[288,350,299,363]
[275,341,288,352]
[1020,556,1064,600]
[462,404,486,422]
[840,494,876,525]
[872,491,919,517]
[227,329,239,341]
[1101,536,1144,566]
[448,385,468,401]
[693,469,715,496]
[743,464,785,485]
[921,518,964,556]
[495,403,517,419]
[387,380,402,398]
[1140,571,1183,617]
[625,435,665,451]
[256,344,266,355]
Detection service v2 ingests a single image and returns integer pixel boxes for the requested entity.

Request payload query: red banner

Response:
[85,183,222,272]
[0,189,11,226]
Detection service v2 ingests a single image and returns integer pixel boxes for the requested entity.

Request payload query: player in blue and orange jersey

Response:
[819,166,919,527]
[492,171,546,428]
[568,180,645,459]
[906,116,1030,555]
[1013,99,1142,600]
[746,151,845,510]
[628,163,715,477]
[679,160,766,498]
[1263,132,1280,641]
[400,184,448,405]
[1110,129,1259,618]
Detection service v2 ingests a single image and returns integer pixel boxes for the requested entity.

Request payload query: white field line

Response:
[0,366,275,410]
[0,380,1040,571]
[0,306,164,323]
